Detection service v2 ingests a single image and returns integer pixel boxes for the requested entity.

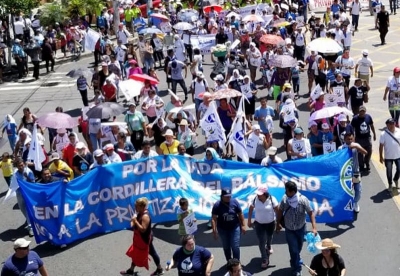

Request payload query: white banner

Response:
[191,34,216,55]
[239,5,258,17]
[85,28,100,52]
[324,93,338,107]
[119,79,143,101]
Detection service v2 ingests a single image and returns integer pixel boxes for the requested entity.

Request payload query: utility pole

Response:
[112,0,120,35]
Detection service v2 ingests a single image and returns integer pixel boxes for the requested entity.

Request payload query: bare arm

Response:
[39,265,49,276]
[131,213,150,233]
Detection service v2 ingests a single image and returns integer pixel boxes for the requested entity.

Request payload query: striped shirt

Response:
[279,194,312,231]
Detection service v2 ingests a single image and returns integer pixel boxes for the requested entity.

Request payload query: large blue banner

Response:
[18,149,355,245]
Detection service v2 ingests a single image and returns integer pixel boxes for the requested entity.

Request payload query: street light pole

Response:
[112,0,120,35]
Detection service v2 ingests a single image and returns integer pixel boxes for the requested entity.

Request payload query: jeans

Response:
[356,137,372,170]
[79,89,89,106]
[285,224,306,275]
[143,58,154,75]
[353,182,362,203]
[292,77,300,94]
[45,57,55,72]
[32,61,40,79]
[16,188,31,227]
[217,226,241,261]
[390,0,397,13]
[171,79,188,98]
[352,14,360,30]
[89,132,100,151]
[351,148,360,175]
[389,109,400,124]
[384,158,400,186]
[254,221,275,261]
[119,61,126,79]
[379,27,388,44]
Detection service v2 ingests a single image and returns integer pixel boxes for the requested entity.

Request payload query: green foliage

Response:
[1,0,40,15]
[40,2,67,27]
[66,0,86,19]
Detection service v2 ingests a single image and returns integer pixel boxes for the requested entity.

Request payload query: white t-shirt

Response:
[261,156,283,166]
[191,79,209,99]
[14,21,25,35]
[343,30,352,47]
[294,32,305,47]
[190,55,203,75]
[253,195,278,224]
[88,118,101,134]
[335,56,355,77]
[351,1,361,15]
[117,29,130,45]
[356,57,373,75]
[114,46,126,62]
[379,128,400,160]
[386,76,400,92]
[333,29,344,43]
[104,151,122,163]
[168,60,186,80]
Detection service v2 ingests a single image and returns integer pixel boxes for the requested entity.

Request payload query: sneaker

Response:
[120,269,134,275]
[353,202,360,213]
[261,260,269,268]
[150,268,164,276]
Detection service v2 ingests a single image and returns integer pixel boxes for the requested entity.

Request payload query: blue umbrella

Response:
[138,27,163,35]
[177,9,199,23]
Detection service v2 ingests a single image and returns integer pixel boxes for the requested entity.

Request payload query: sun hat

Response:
[179,119,189,126]
[14,238,31,249]
[267,146,277,155]
[163,129,175,137]
[256,185,268,195]
[315,238,341,250]
[309,121,318,128]
[362,49,368,55]
[338,114,347,122]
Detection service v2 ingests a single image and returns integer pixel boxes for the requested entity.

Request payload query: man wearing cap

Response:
[90,149,109,169]
[333,114,354,149]
[347,78,370,115]
[351,106,376,172]
[376,5,390,45]
[211,188,246,263]
[48,152,74,181]
[355,50,373,84]
[379,118,400,191]
[261,146,283,166]
[1,238,48,276]
[72,142,94,177]
[103,143,122,163]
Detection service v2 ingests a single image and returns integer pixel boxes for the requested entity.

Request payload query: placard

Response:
[183,212,198,235]
[85,28,100,52]
[324,93,338,107]
[292,139,306,155]
[311,84,323,101]
[332,86,345,104]
[323,142,336,154]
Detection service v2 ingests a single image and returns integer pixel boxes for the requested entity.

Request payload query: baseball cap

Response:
[338,114,347,122]
[256,185,268,195]
[267,146,277,155]
[394,67,400,73]
[50,152,60,161]
[252,124,261,131]
[359,105,366,112]
[104,143,114,151]
[308,121,318,128]
[196,72,204,79]
[14,238,31,249]
[322,123,330,129]
[386,118,396,124]
[75,142,85,149]
[93,149,104,157]
[294,128,303,134]
[362,49,368,55]
[214,74,224,81]
[221,188,232,197]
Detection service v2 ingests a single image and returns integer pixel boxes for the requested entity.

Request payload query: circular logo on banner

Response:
[324,144,334,153]
[205,114,216,123]
[339,158,354,197]
[235,130,244,142]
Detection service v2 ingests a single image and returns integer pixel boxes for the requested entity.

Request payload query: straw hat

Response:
[163,129,175,137]
[315,239,341,250]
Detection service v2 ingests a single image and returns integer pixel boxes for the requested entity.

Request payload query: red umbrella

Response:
[203,5,223,13]
[260,34,284,45]
[129,74,159,85]
[150,13,170,21]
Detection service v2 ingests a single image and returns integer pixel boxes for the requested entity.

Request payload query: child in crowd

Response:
[321,122,333,143]
[0,152,13,187]
[177,197,196,236]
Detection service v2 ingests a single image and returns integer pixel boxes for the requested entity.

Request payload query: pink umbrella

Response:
[150,13,170,21]
[309,106,353,121]
[129,74,159,85]
[37,113,78,129]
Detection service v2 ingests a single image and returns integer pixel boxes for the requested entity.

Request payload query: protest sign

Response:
[85,28,100,52]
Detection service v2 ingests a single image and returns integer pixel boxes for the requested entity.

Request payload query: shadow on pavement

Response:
[296,102,309,112]
[210,263,229,276]
[321,221,355,238]
[268,267,292,276]
[0,224,27,242]
[0,190,8,199]
[370,189,392,203]
[244,257,270,275]
[64,108,83,118]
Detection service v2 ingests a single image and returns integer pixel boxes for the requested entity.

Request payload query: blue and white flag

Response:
[27,124,45,171]
[199,101,226,148]
[228,96,249,162]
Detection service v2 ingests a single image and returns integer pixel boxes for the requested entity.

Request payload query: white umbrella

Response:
[307,37,343,55]
[168,104,196,114]
[227,11,241,20]
[309,106,353,121]
[173,22,195,31]
[242,14,264,23]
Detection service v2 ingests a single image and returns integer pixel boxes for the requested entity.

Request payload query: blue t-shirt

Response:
[309,131,323,156]
[5,123,17,137]
[321,131,333,143]
[331,3,341,13]
[254,106,275,134]
[212,199,242,230]
[173,246,212,276]
[1,251,43,276]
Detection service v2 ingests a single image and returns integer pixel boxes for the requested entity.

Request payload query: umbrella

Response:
[177,9,199,23]
[37,113,78,129]
[119,79,143,101]
[242,14,264,23]
[168,103,196,114]
[211,89,242,100]
[309,106,353,121]
[173,22,195,31]
[150,13,169,21]
[307,38,343,55]
[129,74,159,85]
[203,5,223,13]
[66,68,94,79]
[268,55,297,68]
[86,102,126,119]
[226,11,241,20]
[138,27,163,35]
[260,34,284,45]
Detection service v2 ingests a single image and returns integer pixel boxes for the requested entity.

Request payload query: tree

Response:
[1,0,40,15]
[40,3,67,28]
[66,0,86,21]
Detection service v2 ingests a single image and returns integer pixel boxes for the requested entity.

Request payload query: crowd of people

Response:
[0,0,399,274]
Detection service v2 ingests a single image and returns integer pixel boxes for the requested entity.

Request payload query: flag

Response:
[27,124,46,171]
[228,96,249,163]
[3,171,18,203]
[199,101,226,149]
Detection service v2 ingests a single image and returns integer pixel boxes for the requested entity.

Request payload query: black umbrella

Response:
[86,102,126,119]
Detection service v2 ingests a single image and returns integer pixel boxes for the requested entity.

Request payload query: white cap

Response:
[338,114,347,122]
[362,49,368,55]
[14,238,31,249]
[214,74,224,81]
[267,146,277,155]
[93,149,104,157]
[322,123,330,129]
[75,142,85,149]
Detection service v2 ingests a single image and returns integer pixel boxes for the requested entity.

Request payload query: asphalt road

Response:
[1,10,400,276]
